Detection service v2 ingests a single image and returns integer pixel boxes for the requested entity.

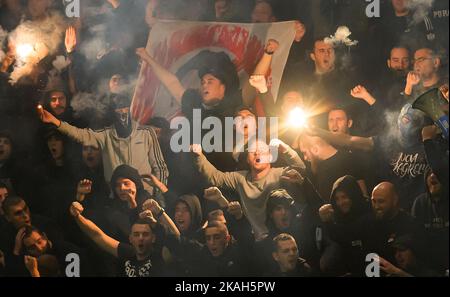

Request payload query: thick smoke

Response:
[383,109,401,143]
[95,74,138,96]
[324,26,358,72]
[8,11,66,85]
[70,73,138,128]
[70,92,111,122]
[79,23,107,65]
[324,26,359,47]
[52,55,71,72]
[407,0,435,25]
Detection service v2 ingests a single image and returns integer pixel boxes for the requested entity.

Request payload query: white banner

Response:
[132,20,295,123]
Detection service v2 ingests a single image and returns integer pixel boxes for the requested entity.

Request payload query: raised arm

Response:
[203,188,253,246]
[308,127,375,152]
[37,106,105,147]
[65,26,78,95]
[243,40,279,107]
[270,139,306,170]
[75,179,92,203]
[350,85,377,106]
[142,199,180,238]
[70,202,119,258]
[253,39,279,76]
[249,75,278,117]
[191,144,240,190]
[136,48,186,104]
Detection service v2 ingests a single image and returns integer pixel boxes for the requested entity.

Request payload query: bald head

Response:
[371,182,399,220]
[299,135,336,162]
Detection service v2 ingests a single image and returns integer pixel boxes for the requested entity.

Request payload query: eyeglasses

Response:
[414,57,433,64]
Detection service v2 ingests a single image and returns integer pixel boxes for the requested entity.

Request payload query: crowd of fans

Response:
[0,0,448,277]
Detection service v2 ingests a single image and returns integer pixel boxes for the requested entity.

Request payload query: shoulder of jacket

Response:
[137,125,156,132]
[94,125,113,132]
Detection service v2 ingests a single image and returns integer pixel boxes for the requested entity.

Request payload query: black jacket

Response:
[166,236,251,277]
[361,210,424,265]
[264,257,312,277]
[323,176,371,276]
[105,165,151,242]
[412,168,449,273]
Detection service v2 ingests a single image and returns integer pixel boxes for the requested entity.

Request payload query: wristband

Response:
[156,208,165,219]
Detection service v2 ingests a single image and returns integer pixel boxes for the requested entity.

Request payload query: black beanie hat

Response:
[197,51,240,96]
[110,93,132,110]
[110,165,144,192]
[266,189,295,219]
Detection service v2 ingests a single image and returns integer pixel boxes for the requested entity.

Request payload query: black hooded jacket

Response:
[105,165,150,242]
[175,194,203,239]
[324,175,371,276]
[412,168,449,273]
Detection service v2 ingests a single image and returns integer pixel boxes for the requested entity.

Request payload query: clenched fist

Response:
[227,201,243,220]
[142,199,162,217]
[76,179,92,202]
[265,39,279,54]
[319,204,334,223]
[249,75,268,94]
[294,21,306,42]
[281,168,305,185]
[70,201,84,218]
[204,187,223,202]
[190,144,203,156]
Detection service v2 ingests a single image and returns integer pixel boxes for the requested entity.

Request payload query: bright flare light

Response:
[16,44,33,60]
[288,107,308,128]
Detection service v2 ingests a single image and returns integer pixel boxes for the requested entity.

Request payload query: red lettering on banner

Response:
[133,24,266,123]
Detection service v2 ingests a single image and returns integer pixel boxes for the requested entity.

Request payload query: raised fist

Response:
[24,255,38,274]
[265,39,279,54]
[77,179,92,195]
[70,201,84,218]
[249,75,268,94]
[281,168,305,185]
[204,187,223,202]
[227,201,243,220]
[190,144,203,156]
[350,85,369,100]
[319,204,335,223]
[142,199,162,216]
[269,138,288,153]
[294,21,306,42]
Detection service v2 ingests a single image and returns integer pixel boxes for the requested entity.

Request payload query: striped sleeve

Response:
[146,127,169,185]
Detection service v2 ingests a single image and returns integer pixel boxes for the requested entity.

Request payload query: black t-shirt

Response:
[373,136,429,211]
[181,89,238,120]
[361,211,422,265]
[430,0,449,49]
[381,13,430,51]
[180,89,240,173]
[117,243,163,277]
[314,150,364,201]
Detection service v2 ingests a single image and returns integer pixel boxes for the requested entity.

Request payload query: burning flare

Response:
[16,44,34,60]
[288,107,308,128]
